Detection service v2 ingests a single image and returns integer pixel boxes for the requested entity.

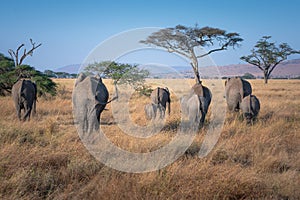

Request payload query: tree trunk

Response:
[195,71,201,84]
[191,59,201,84]
[264,71,268,84]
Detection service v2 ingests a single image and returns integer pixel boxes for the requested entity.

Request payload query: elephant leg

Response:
[96,108,101,123]
[32,100,36,116]
[16,104,21,121]
[188,114,199,132]
[200,110,206,125]
[160,106,165,119]
[87,108,100,134]
[161,108,165,119]
[23,104,32,121]
[23,100,34,121]
[166,101,171,115]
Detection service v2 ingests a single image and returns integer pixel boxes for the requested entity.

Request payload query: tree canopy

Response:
[1,39,58,96]
[141,25,243,84]
[0,54,15,95]
[84,61,149,89]
[241,36,300,84]
[0,53,57,96]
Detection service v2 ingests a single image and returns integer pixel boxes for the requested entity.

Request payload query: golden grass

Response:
[0,78,299,199]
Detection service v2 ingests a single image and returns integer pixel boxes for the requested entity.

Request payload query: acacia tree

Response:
[84,61,150,94]
[140,25,243,84]
[241,36,300,84]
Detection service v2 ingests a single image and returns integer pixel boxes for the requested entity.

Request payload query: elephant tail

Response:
[167,99,171,115]
[157,87,161,105]
[33,99,37,115]
[95,83,119,106]
[19,79,25,100]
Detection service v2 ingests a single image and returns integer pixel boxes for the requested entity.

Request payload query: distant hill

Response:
[190,59,300,78]
[54,64,81,74]
[54,59,300,78]
[216,59,300,78]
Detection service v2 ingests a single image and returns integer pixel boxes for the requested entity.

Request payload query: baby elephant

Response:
[144,103,165,121]
[240,95,260,123]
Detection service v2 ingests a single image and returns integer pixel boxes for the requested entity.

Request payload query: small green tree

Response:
[84,61,149,90]
[241,36,300,84]
[44,70,57,78]
[242,73,256,79]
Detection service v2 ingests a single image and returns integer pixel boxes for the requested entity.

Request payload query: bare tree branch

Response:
[8,39,41,67]
[197,46,226,58]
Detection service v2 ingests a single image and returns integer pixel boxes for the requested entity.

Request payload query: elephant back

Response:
[22,80,36,95]
[191,83,204,97]
[12,79,36,102]
[75,76,108,103]
[225,77,252,97]
[241,79,252,97]
[250,95,260,116]
[241,94,260,121]
[225,77,243,92]
[150,87,169,105]
[12,80,24,101]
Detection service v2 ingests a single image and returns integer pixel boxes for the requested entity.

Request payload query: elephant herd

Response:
[144,87,170,120]
[12,75,260,134]
[225,77,260,123]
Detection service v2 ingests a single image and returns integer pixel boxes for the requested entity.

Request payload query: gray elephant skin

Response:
[150,87,171,116]
[225,77,252,111]
[181,83,212,128]
[240,94,260,123]
[191,83,212,124]
[12,79,37,121]
[72,74,109,134]
[144,103,165,121]
[181,94,201,130]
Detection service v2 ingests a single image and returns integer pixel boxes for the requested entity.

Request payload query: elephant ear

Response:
[19,79,25,97]
[94,74,103,83]
[192,84,204,97]
[75,73,87,87]
[164,87,169,94]
[225,77,231,86]
[237,78,244,100]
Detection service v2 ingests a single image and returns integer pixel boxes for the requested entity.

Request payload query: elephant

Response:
[191,83,212,124]
[225,77,252,111]
[144,103,165,121]
[12,79,37,121]
[73,74,115,134]
[150,87,171,116]
[240,94,260,123]
[181,83,212,128]
[180,94,201,130]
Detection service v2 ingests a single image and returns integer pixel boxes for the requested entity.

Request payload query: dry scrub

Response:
[0,79,299,199]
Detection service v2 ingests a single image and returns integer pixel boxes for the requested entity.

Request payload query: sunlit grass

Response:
[0,79,299,199]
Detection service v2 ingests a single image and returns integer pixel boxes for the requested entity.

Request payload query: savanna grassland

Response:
[0,79,299,199]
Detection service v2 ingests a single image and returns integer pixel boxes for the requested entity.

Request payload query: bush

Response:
[242,73,256,79]
[0,53,57,96]
[135,85,153,97]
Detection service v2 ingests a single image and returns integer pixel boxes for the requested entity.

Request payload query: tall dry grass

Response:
[0,79,299,199]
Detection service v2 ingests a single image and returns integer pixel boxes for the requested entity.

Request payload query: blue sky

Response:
[1,0,299,71]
